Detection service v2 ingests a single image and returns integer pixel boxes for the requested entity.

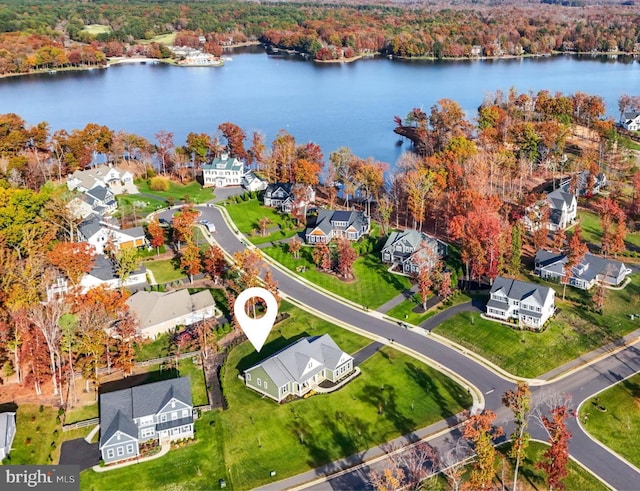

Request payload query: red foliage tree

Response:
[203,245,227,285]
[218,122,247,162]
[537,406,573,491]
[46,241,96,286]
[462,410,504,490]
[336,239,357,280]
[147,215,165,256]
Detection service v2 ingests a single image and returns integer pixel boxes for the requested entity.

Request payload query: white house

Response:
[534,249,632,290]
[241,171,268,192]
[621,112,640,131]
[381,229,448,275]
[305,210,369,243]
[80,254,148,293]
[78,215,148,255]
[201,153,244,187]
[244,334,354,403]
[99,377,193,465]
[0,412,16,461]
[126,289,218,339]
[67,164,136,195]
[486,276,556,329]
[524,188,577,232]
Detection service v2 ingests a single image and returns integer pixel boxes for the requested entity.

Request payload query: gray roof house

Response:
[127,289,217,339]
[381,230,448,275]
[486,276,556,329]
[523,188,577,232]
[0,412,16,461]
[621,111,640,131]
[67,164,136,195]
[99,377,194,465]
[560,171,607,196]
[80,254,148,293]
[534,249,632,290]
[263,183,315,213]
[201,153,244,187]
[305,210,370,244]
[78,214,148,255]
[244,334,354,403]
[84,185,117,215]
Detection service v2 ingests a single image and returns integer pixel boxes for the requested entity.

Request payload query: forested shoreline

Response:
[1,0,639,75]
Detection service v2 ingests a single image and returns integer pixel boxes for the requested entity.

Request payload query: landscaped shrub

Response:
[149,176,171,192]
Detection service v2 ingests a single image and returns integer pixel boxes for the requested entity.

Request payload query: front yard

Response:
[264,243,412,308]
[80,303,472,490]
[386,292,472,325]
[434,274,640,378]
[578,209,640,252]
[223,197,299,245]
[135,179,215,204]
[580,373,640,468]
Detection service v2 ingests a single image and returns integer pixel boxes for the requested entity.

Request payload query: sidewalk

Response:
[376,284,418,313]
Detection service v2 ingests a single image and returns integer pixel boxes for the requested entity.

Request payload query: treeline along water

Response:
[1,46,638,166]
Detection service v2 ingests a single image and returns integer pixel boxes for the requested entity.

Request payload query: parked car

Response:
[199,219,216,233]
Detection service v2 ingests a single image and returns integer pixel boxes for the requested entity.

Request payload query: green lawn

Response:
[580,374,640,467]
[65,403,98,425]
[116,194,166,218]
[144,258,184,284]
[386,292,472,325]
[224,198,299,245]
[135,180,215,204]
[263,244,412,308]
[82,24,111,35]
[139,32,177,45]
[6,405,94,466]
[80,304,472,490]
[578,209,640,251]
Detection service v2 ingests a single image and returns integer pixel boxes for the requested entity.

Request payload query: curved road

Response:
[172,205,640,490]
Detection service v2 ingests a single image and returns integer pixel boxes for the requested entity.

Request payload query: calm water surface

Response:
[2,47,638,165]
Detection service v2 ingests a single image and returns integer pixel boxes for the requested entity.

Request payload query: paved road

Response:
[195,204,640,490]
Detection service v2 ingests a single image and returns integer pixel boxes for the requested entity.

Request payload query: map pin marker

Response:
[234,287,278,352]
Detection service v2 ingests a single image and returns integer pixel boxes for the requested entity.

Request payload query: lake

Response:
[2,46,639,165]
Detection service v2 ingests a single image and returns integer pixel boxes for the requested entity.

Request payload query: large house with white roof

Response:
[243,334,354,402]
[486,276,556,329]
[78,215,147,255]
[534,249,632,290]
[67,164,136,195]
[524,188,577,232]
[201,153,244,187]
[99,377,193,465]
[126,289,218,339]
[621,112,640,131]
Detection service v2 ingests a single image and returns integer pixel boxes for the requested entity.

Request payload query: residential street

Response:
[192,204,640,490]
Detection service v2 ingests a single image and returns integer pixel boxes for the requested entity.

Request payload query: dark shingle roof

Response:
[490,276,553,306]
[78,214,103,240]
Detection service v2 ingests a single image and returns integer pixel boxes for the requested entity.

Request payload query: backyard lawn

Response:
[264,243,412,308]
[578,209,640,251]
[135,180,215,204]
[144,258,184,284]
[224,198,299,245]
[80,304,472,490]
[434,275,640,378]
[580,373,640,467]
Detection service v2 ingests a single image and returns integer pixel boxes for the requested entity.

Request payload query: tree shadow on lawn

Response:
[359,254,408,292]
[234,331,311,373]
[99,367,179,395]
[405,362,471,420]
[358,384,415,437]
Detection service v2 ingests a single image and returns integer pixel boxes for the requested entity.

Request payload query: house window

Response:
[107,449,114,459]
[246,373,251,381]
[126,444,134,454]
[160,414,167,423]
[171,412,178,420]
[257,378,262,387]
[264,381,268,389]
[117,446,124,457]
[182,409,189,417]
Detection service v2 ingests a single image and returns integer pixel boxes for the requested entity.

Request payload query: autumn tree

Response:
[258,217,271,237]
[552,227,566,252]
[599,198,627,257]
[147,215,165,256]
[563,225,588,300]
[180,241,202,283]
[218,122,247,162]
[110,311,140,376]
[502,382,532,491]
[227,249,265,325]
[336,238,357,280]
[155,130,175,175]
[537,406,573,491]
[46,241,96,286]
[194,317,218,360]
[114,247,142,284]
[462,410,504,490]
[203,245,227,285]
[172,206,198,250]
[509,224,523,276]
[312,242,332,271]
[288,236,302,258]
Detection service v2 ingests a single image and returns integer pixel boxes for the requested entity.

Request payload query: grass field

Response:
[116,194,166,218]
[135,180,215,204]
[434,275,640,378]
[65,403,98,425]
[139,32,177,45]
[82,24,111,36]
[580,374,640,467]
[264,243,412,308]
[144,258,184,284]
[578,209,640,251]
[224,198,299,245]
[80,304,472,490]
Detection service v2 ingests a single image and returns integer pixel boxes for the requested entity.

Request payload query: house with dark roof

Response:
[560,171,607,196]
[534,249,632,290]
[621,111,640,131]
[305,210,370,244]
[263,183,315,213]
[99,377,194,465]
[244,334,354,402]
[80,254,147,292]
[201,153,244,187]
[84,185,117,215]
[78,215,148,255]
[381,230,447,274]
[486,277,555,329]
[523,188,577,232]
[127,289,217,339]
[0,412,16,460]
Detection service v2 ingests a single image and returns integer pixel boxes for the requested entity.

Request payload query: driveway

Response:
[59,438,100,471]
